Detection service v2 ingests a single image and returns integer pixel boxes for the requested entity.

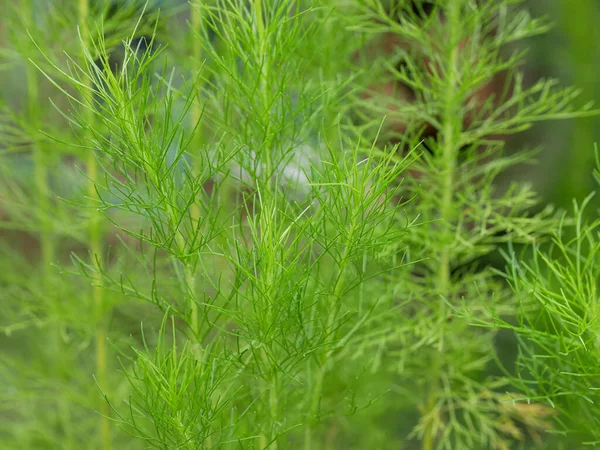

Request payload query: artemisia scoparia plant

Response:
[0,0,596,449]
[343,0,596,449]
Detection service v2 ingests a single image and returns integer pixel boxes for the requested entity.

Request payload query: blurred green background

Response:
[521,0,600,210]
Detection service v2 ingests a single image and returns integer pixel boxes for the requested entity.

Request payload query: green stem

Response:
[303,368,323,450]
[253,0,274,188]
[304,220,356,450]
[185,260,199,336]
[252,4,279,445]
[25,0,65,440]
[25,1,54,271]
[422,2,463,449]
[268,370,279,450]
[190,1,204,160]
[257,338,279,449]
[78,1,110,449]
[188,0,204,337]
[161,197,199,338]
[256,222,279,450]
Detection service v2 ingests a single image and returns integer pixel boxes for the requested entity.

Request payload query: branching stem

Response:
[253,2,279,447]
[422,2,463,449]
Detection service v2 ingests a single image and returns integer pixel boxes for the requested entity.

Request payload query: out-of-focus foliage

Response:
[523,0,600,211]
[0,1,598,450]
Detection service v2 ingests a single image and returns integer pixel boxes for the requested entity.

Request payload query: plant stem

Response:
[185,260,199,336]
[25,1,54,272]
[253,0,274,189]
[78,1,110,448]
[268,370,279,450]
[304,216,356,450]
[188,0,204,337]
[25,0,69,440]
[422,2,462,449]
[163,198,199,338]
[252,3,279,446]
[303,274,348,450]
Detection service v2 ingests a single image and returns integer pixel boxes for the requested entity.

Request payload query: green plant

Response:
[462,150,600,448]
[0,1,597,449]
[344,1,596,448]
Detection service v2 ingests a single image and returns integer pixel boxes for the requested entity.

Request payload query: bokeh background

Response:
[520,0,600,210]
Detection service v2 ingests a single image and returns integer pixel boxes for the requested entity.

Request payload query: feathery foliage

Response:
[0,1,597,449]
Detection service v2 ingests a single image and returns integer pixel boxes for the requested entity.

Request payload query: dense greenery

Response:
[0,1,598,449]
